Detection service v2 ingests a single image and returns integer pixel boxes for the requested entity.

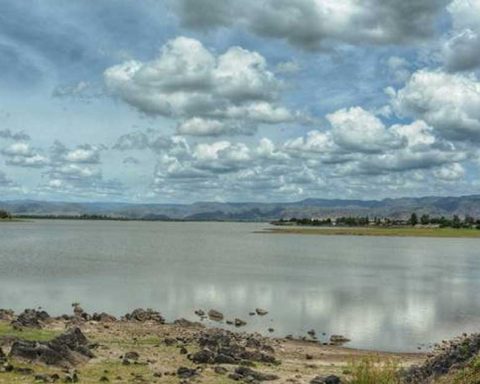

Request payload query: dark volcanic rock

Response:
[403,333,480,383]
[174,318,205,328]
[255,308,268,316]
[230,366,279,381]
[9,327,94,368]
[191,328,279,366]
[310,375,341,384]
[177,366,198,379]
[235,318,247,327]
[208,309,224,322]
[123,308,164,323]
[11,309,50,328]
[0,309,14,321]
[92,312,117,322]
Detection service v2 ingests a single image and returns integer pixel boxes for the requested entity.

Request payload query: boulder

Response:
[9,327,94,368]
[123,308,164,323]
[11,309,50,329]
[329,335,350,345]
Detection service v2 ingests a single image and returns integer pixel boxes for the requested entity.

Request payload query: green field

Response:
[263,226,480,238]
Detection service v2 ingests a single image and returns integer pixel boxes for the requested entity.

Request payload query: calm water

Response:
[1,220,480,352]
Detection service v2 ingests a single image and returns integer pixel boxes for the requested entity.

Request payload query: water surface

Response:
[1,219,479,352]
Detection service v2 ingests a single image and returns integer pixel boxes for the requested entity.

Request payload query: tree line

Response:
[277,213,480,229]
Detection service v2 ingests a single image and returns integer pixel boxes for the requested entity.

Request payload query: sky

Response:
[1,0,480,203]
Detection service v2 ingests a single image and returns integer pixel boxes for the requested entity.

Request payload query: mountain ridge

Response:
[3,194,480,221]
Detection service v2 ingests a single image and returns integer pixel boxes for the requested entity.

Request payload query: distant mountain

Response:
[2,195,480,221]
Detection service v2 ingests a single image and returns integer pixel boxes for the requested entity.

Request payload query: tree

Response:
[420,214,430,225]
[409,213,418,226]
[0,210,11,219]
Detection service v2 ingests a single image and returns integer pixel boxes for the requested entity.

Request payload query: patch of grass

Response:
[451,355,480,384]
[0,322,59,342]
[263,226,480,238]
[345,358,401,384]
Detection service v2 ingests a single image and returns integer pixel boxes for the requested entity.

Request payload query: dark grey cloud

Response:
[172,0,449,50]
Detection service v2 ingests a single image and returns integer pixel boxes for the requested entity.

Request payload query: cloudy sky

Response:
[1,0,480,203]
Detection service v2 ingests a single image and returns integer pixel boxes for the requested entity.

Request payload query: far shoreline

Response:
[260,225,480,238]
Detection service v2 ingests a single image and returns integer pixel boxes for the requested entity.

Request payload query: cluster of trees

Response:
[278,213,480,229]
[0,210,12,219]
[408,213,480,229]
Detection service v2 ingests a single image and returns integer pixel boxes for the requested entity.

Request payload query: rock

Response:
[164,337,177,346]
[329,335,350,345]
[92,312,117,322]
[194,309,206,317]
[310,375,341,384]
[249,312,256,316]
[180,347,188,354]
[232,366,279,381]
[192,329,279,366]
[71,303,84,316]
[208,309,224,322]
[0,347,5,363]
[214,366,228,374]
[268,328,274,333]
[174,318,204,328]
[11,309,50,329]
[14,367,34,375]
[124,351,140,361]
[306,354,313,360]
[123,308,164,323]
[99,376,109,382]
[307,329,316,337]
[256,308,268,316]
[0,309,14,321]
[9,327,94,368]
[177,367,198,379]
[191,348,215,364]
[403,333,480,383]
[235,318,247,327]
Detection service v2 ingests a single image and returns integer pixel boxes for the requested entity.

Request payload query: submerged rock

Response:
[208,309,224,322]
[9,327,94,368]
[11,309,50,329]
[329,335,350,345]
[256,308,268,316]
[235,318,247,327]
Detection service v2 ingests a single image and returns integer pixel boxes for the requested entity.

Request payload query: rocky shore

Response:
[0,306,477,383]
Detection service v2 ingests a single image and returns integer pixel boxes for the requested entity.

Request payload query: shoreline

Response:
[2,307,480,383]
[0,307,427,384]
[260,225,480,238]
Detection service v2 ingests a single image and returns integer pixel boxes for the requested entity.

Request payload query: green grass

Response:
[0,322,59,342]
[345,358,400,384]
[263,226,480,238]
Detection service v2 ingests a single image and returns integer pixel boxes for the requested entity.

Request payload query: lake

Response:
[1,219,479,352]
